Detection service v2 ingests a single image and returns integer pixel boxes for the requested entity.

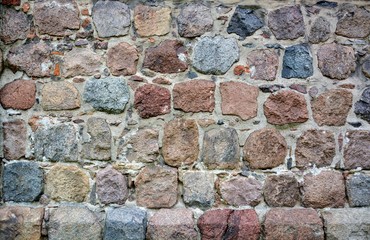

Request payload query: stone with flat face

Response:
[309,16,331,43]
[134,5,171,37]
[63,48,102,77]
[42,81,81,111]
[346,174,370,207]
[182,171,215,208]
[344,130,370,170]
[96,166,128,204]
[0,6,30,44]
[198,209,232,240]
[0,79,36,110]
[335,4,370,38]
[246,49,279,81]
[177,3,213,37]
[227,6,264,38]
[134,84,171,118]
[263,174,299,207]
[107,42,139,76]
[354,87,370,123]
[224,210,260,240]
[2,120,27,160]
[282,44,313,79]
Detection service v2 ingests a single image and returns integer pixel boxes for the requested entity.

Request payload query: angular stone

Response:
[143,40,188,74]
[243,128,287,169]
[363,59,370,78]
[64,48,102,77]
[135,166,177,208]
[107,42,139,76]
[96,166,128,204]
[282,44,313,79]
[309,16,331,43]
[134,5,171,37]
[134,84,170,118]
[317,43,356,80]
[302,171,346,208]
[42,81,80,111]
[264,90,308,125]
[354,87,370,122]
[202,127,240,170]
[3,120,27,160]
[198,209,232,240]
[173,80,215,113]
[246,49,279,81]
[0,6,30,44]
[34,0,80,36]
[0,79,36,110]
[83,77,130,114]
[344,130,370,170]
[177,3,213,37]
[346,174,370,207]
[335,4,370,38]
[227,6,264,38]
[45,164,90,202]
[182,171,215,208]
[263,174,299,207]
[268,5,305,40]
[162,119,199,167]
[311,89,352,126]
[295,129,336,168]
[104,207,147,240]
[147,209,197,240]
[92,0,130,38]
[224,210,260,240]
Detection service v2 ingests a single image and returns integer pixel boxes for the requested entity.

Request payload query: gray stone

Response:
[0,6,30,44]
[177,3,213,37]
[96,166,128,205]
[63,48,102,77]
[363,59,370,78]
[309,17,331,44]
[192,36,239,75]
[354,87,370,123]
[83,77,130,114]
[82,118,111,161]
[227,6,264,38]
[346,174,370,207]
[182,171,215,208]
[282,44,313,79]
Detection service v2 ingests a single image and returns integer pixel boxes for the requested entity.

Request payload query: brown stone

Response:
[107,42,139,76]
[311,89,352,126]
[220,81,259,120]
[198,209,232,240]
[96,166,128,204]
[134,5,171,37]
[335,4,370,38]
[224,210,260,240]
[162,119,199,167]
[41,81,81,111]
[0,79,36,110]
[152,77,171,85]
[3,120,27,160]
[264,90,308,125]
[134,84,171,118]
[344,130,370,170]
[246,49,279,81]
[173,80,215,112]
[0,6,30,44]
[263,174,300,207]
[63,48,102,77]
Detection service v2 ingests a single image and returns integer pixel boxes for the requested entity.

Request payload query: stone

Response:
[41,81,81,111]
[289,84,307,94]
[64,47,102,77]
[243,128,287,169]
[224,210,260,240]
[182,171,215,208]
[134,5,171,37]
[268,5,305,40]
[346,174,370,207]
[335,4,370,38]
[92,1,130,38]
[0,6,30,44]
[1,0,20,5]
[177,3,213,37]
[173,80,215,112]
[227,6,264,38]
[45,164,90,202]
[259,84,285,93]
[363,59,370,78]
[263,174,299,207]
[309,16,331,43]
[198,209,232,240]
[152,77,171,85]
[0,49,2,73]
[96,166,128,204]
[83,77,130,114]
[282,44,313,79]
[143,40,188,74]
[264,208,324,240]
[354,87,370,122]
[263,90,308,125]
[344,130,370,170]
[107,42,139,76]
[246,49,279,81]
[104,207,147,240]
[135,166,177,208]
[202,127,240,170]
[134,84,170,118]
[295,129,336,168]
[220,81,259,120]
[33,0,80,36]
[2,120,27,160]
[317,43,356,80]
[302,171,346,208]
[0,80,36,110]
[147,209,197,240]
[311,89,352,126]
[162,119,199,167]
[3,161,43,202]
[192,36,239,75]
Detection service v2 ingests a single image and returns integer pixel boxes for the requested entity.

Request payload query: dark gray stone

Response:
[309,17,331,44]
[177,3,213,38]
[346,174,370,207]
[282,44,313,79]
[363,59,370,78]
[182,171,215,208]
[227,6,264,38]
[0,6,30,44]
[354,87,370,123]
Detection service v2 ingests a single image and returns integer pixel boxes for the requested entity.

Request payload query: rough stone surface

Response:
[192,36,239,75]
[335,4,370,38]
[225,210,260,240]
[134,5,171,37]
[282,44,313,79]
[317,43,356,80]
[107,42,139,76]
[0,6,30,44]
[263,174,299,207]
[354,87,370,122]
[162,119,199,167]
[363,59,370,78]
[177,4,213,38]
[227,6,264,38]
[3,120,27,160]
[173,80,215,113]
[197,209,232,240]
[264,90,309,125]
[346,174,370,207]
[243,128,287,169]
[0,79,36,110]
[134,84,171,118]
[41,81,81,111]
[1,0,21,6]
[302,171,346,208]
[0,48,2,73]
[309,16,331,43]
[182,171,215,208]
[64,48,102,77]
[96,166,128,205]
[311,89,352,126]
[135,166,178,208]
[344,130,370,170]
[246,49,279,81]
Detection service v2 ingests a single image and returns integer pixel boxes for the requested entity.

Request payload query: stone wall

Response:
[0,0,370,239]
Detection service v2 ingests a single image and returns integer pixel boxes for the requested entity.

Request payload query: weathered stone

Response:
[309,16,331,43]
[289,83,307,94]
[224,210,260,240]
[268,5,305,40]
[346,174,370,207]
[246,49,279,81]
[317,43,356,80]
[82,117,111,160]
[92,1,130,38]
[302,171,346,208]
[259,84,284,93]
[177,3,213,37]
[42,81,80,111]
[282,44,313,79]
[264,90,308,125]
[335,4,370,38]
[45,164,90,202]
[202,127,240,170]
[0,6,30,44]
[243,128,287,169]
[0,79,36,110]
[152,77,171,85]
[134,5,171,37]
[182,171,215,208]
[263,174,299,207]
[227,6,264,38]
[134,84,170,118]
[1,0,21,5]
[354,87,370,122]
[83,77,130,114]
[0,48,2,73]
[363,59,370,78]
[344,130,370,170]
[295,129,336,168]
[3,120,27,160]
[135,166,177,208]
[64,48,102,77]
[107,42,139,76]
[96,166,128,204]
[162,119,199,167]
[198,209,232,240]
[173,80,215,113]
[311,89,352,126]
[192,36,239,75]
[34,0,80,36]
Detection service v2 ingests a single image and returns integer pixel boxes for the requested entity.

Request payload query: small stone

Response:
[42,81,81,111]
[152,77,171,85]
[182,171,215,208]
[96,166,128,204]
[173,80,215,113]
[259,84,284,93]
[316,1,337,8]
[227,6,264,38]
[263,174,299,207]
[282,44,313,79]
[177,3,213,37]
[134,5,171,37]
[355,87,370,122]
[346,174,370,207]
[192,36,239,75]
[224,210,260,240]
[309,16,331,43]
[134,84,170,118]
[0,79,36,110]
[82,117,111,160]
[94,41,108,50]
[197,209,232,240]
[246,49,279,81]
[0,6,30,44]
[344,130,370,170]
[3,120,27,160]
[63,47,102,77]
[363,59,370,78]
[243,128,287,169]
[107,42,139,76]
[335,4,370,38]
[233,65,246,75]
[289,84,307,94]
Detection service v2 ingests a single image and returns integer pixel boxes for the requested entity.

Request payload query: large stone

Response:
[282,44,313,79]
[135,166,178,208]
[335,4,370,38]
[202,127,240,170]
[33,0,80,36]
[0,6,30,44]
[309,16,331,43]
[182,171,215,208]
[246,49,279,81]
[134,5,171,37]
[173,80,215,113]
[197,209,232,240]
[64,48,102,77]
[346,174,370,207]
[224,210,260,240]
[107,42,139,76]
[92,0,130,38]
[263,174,299,207]
[162,119,199,167]
[354,87,370,122]
[0,79,36,110]
[2,120,27,160]
[243,128,287,169]
[311,89,352,126]
[344,130,370,170]
[227,6,264,38]
[96,166,128,204]
[177,3,213,37]
[192,36,239,75]
[42,81,80,111]
[134,84,171,118]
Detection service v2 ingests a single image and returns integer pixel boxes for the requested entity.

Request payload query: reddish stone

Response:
[0,6,30,44]
[0,79,36,110]
[335,4,370,38]
[152,77,171,85]
[129,75,145,82]
[246,49,279,81]
[134,84,171,118]
[233,65,246,76]
[289,84,307,94]
[344,130,370,170]
[96,166,128,204]
[263,174,299,207]
[134,5,171,37]
[3,120,27,160]
[1,0,20,6]
[224,210,260,240]
[107,42,139,76]
[198,209,232,240]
